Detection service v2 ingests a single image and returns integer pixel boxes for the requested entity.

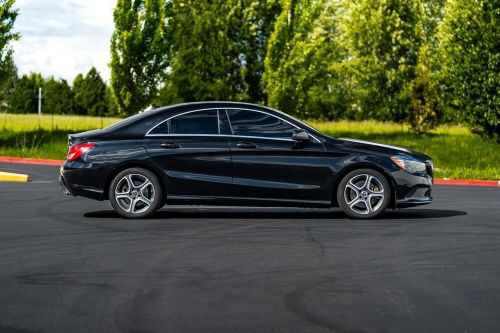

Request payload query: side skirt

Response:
[167,195,332,208]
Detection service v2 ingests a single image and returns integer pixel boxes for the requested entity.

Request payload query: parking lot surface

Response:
[1,162,499,333]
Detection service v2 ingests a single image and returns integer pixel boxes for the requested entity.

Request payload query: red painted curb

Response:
[0,156,499,187]
[0,156,63,166]
[434,179,500,187]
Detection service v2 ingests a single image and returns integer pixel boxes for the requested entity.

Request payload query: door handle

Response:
[236,141,257,149]
[160,142,181,149]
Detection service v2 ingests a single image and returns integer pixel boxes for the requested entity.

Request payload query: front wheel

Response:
[337,169,391,219]
[109,168,163,219]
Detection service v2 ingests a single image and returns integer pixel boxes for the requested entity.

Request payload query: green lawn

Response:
[0,114,499,180]
[309,120,500,180]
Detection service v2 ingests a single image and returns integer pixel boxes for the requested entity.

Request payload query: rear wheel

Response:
[337,168,390,219]
[109,168,163,219]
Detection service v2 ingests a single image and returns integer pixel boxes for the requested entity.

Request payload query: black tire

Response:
[337,168,391,219]
[109,168,163,219]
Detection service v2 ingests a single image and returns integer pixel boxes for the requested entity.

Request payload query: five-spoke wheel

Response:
[109,168,163,218]
[337,169,390,219]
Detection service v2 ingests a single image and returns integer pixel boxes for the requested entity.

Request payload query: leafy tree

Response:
[0,52,16,110]
[73,67,108,116]
[159,0,280,104]
[408,45,439,133]
[110,0,171,115]
[263,0,349,119]
[339,0,425,121]
[406,0,446,133]
[437,0,500,138]
[0,0,19,75]
[235,0,281,103]
[106,86,119,116]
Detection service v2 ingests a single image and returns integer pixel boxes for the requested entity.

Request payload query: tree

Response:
[263,0,349,119]
[110,0,171,115]
[0,0,19,75]
[106,86,119,116]
[437,0,500,138]
[408,45,439,133]
[73,67,108,116]
[405,0,446,133]
[8,73,42,114]
[158,0,280,105]
[43,77,76,115]
[0,52,16,110]
[339,0,425,121]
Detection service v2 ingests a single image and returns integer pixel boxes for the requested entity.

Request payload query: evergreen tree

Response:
[110,0,171,115]
[437,0,500,137]
[43,77,76,115]
[73,67,108,116]
[8,73,42,114]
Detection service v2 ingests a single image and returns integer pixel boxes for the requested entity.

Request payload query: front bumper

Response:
[392,169,433,208]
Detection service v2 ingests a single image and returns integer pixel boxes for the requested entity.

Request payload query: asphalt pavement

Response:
[1,162,500,333]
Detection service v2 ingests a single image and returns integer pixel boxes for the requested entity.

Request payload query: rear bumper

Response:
[59,165,105,201]
[59,175,75,196]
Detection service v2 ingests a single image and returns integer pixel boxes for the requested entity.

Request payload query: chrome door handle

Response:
[236,142,257,149]
[160,142,181,149]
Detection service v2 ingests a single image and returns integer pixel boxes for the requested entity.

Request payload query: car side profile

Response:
[59,102,433,219]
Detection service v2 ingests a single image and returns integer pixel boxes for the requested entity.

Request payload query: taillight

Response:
[66,142,95,161]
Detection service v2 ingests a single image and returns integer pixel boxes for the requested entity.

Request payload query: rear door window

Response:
[149,110,219,135]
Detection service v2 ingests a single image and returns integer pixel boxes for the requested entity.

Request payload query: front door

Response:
[225,108,331,206]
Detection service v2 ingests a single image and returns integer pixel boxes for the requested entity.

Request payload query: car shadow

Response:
[84,208,467,220]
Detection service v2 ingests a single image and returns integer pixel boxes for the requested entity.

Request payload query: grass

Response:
[0,113,122,160]
[0,113,121,132]
[308,120,500,180]
[0,113,498,180]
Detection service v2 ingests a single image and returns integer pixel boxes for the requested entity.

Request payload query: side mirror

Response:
[292,129,311,142]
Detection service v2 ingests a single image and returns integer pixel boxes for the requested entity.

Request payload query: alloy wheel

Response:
[114,174,156,214]
[343,173,385,215]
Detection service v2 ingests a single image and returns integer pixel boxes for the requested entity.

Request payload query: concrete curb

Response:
[0,156,63,166]
[0,156,499,187]
[0,171,29,182]
[434,179,500,187]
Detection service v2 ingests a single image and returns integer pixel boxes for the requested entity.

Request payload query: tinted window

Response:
[219,109,233,135]
[150,110,219,135]
[227,109,296,139]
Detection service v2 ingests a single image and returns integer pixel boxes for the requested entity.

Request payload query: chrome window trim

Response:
[216,109,221,135]
[225,109,234,135]
[145,133,297,142]
[145,107,320,143]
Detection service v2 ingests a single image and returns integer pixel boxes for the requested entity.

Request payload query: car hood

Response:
[338,138,430,161]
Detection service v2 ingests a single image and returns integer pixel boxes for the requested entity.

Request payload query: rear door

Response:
[225,108,331,206]
[143,109,232,199]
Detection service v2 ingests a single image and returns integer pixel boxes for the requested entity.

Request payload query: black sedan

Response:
[60,102,433,219]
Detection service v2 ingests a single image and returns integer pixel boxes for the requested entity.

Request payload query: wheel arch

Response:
[103,161,167,201]
[331,163,397,209]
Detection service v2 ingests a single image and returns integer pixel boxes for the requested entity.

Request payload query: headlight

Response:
[391,155,426,174]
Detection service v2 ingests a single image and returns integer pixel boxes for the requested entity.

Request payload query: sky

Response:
[12,0,115,83]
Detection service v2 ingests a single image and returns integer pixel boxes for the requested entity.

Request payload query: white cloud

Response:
[12,0,115,83]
